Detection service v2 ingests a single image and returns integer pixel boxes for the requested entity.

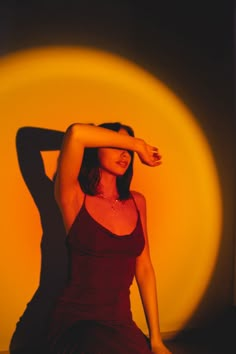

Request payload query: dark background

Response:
[0,2,232,119]
[1,0,234,335]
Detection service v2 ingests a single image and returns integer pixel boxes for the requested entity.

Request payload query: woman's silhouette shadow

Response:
[9,127,68,354]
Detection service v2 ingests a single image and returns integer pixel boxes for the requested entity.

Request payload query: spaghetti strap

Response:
[66,194,86,237]
[130,192,140,215]
[82,193,86,206]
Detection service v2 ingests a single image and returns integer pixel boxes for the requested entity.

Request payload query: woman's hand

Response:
[137,140,162,167]
[151,341,172,354]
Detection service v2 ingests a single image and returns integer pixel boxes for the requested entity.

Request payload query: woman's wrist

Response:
[151,337,163,345]
[134,137,145,154]
[150,332,163,346]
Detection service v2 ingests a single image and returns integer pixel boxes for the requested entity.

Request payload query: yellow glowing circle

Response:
[0,47,222,348]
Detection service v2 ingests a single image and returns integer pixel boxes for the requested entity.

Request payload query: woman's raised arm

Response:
[55,123,161,231]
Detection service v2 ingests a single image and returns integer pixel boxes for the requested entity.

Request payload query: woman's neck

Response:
[97,170,118,198]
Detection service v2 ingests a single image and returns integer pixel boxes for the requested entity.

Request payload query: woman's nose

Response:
[120,150,129,159]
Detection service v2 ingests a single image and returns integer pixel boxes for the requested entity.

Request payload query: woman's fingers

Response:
[137,142,162,166]
[151,149,162,165]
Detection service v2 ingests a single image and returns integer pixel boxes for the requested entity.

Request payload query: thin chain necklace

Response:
[96,193,122,211]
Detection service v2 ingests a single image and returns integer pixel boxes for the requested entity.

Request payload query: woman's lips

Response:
[116,160,128,168]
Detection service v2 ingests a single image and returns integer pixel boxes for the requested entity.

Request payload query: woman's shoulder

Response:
[130,190,146,210]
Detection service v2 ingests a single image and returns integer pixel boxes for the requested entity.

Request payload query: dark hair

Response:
[78,122,134,200]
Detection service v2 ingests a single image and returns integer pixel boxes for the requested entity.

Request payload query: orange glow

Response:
[0,47,222,350]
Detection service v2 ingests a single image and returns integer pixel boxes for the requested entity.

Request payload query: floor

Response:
[165,307,236,354]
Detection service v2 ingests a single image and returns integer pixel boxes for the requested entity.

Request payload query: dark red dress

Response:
[47,197,151,353]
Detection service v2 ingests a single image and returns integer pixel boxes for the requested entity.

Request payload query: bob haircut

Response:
[79,122,134,200]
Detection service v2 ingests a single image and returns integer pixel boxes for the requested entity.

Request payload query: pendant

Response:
[111,199,120,211]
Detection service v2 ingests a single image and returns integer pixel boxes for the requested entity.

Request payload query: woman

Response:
[47,122,172,354]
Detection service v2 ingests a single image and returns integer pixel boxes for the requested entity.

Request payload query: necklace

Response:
[96,193,122,211]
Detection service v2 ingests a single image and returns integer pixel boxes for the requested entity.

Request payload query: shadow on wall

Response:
[9,127,68,354]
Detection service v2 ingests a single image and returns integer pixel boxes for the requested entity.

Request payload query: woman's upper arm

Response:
[132,191,153,272]
[54,124,85,227]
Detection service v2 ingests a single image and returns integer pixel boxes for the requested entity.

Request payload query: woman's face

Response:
[97,128,132,176]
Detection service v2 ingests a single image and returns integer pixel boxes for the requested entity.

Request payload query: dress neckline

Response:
[83,203,140,238]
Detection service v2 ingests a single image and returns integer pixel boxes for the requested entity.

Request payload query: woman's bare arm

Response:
[134,192,172,354]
